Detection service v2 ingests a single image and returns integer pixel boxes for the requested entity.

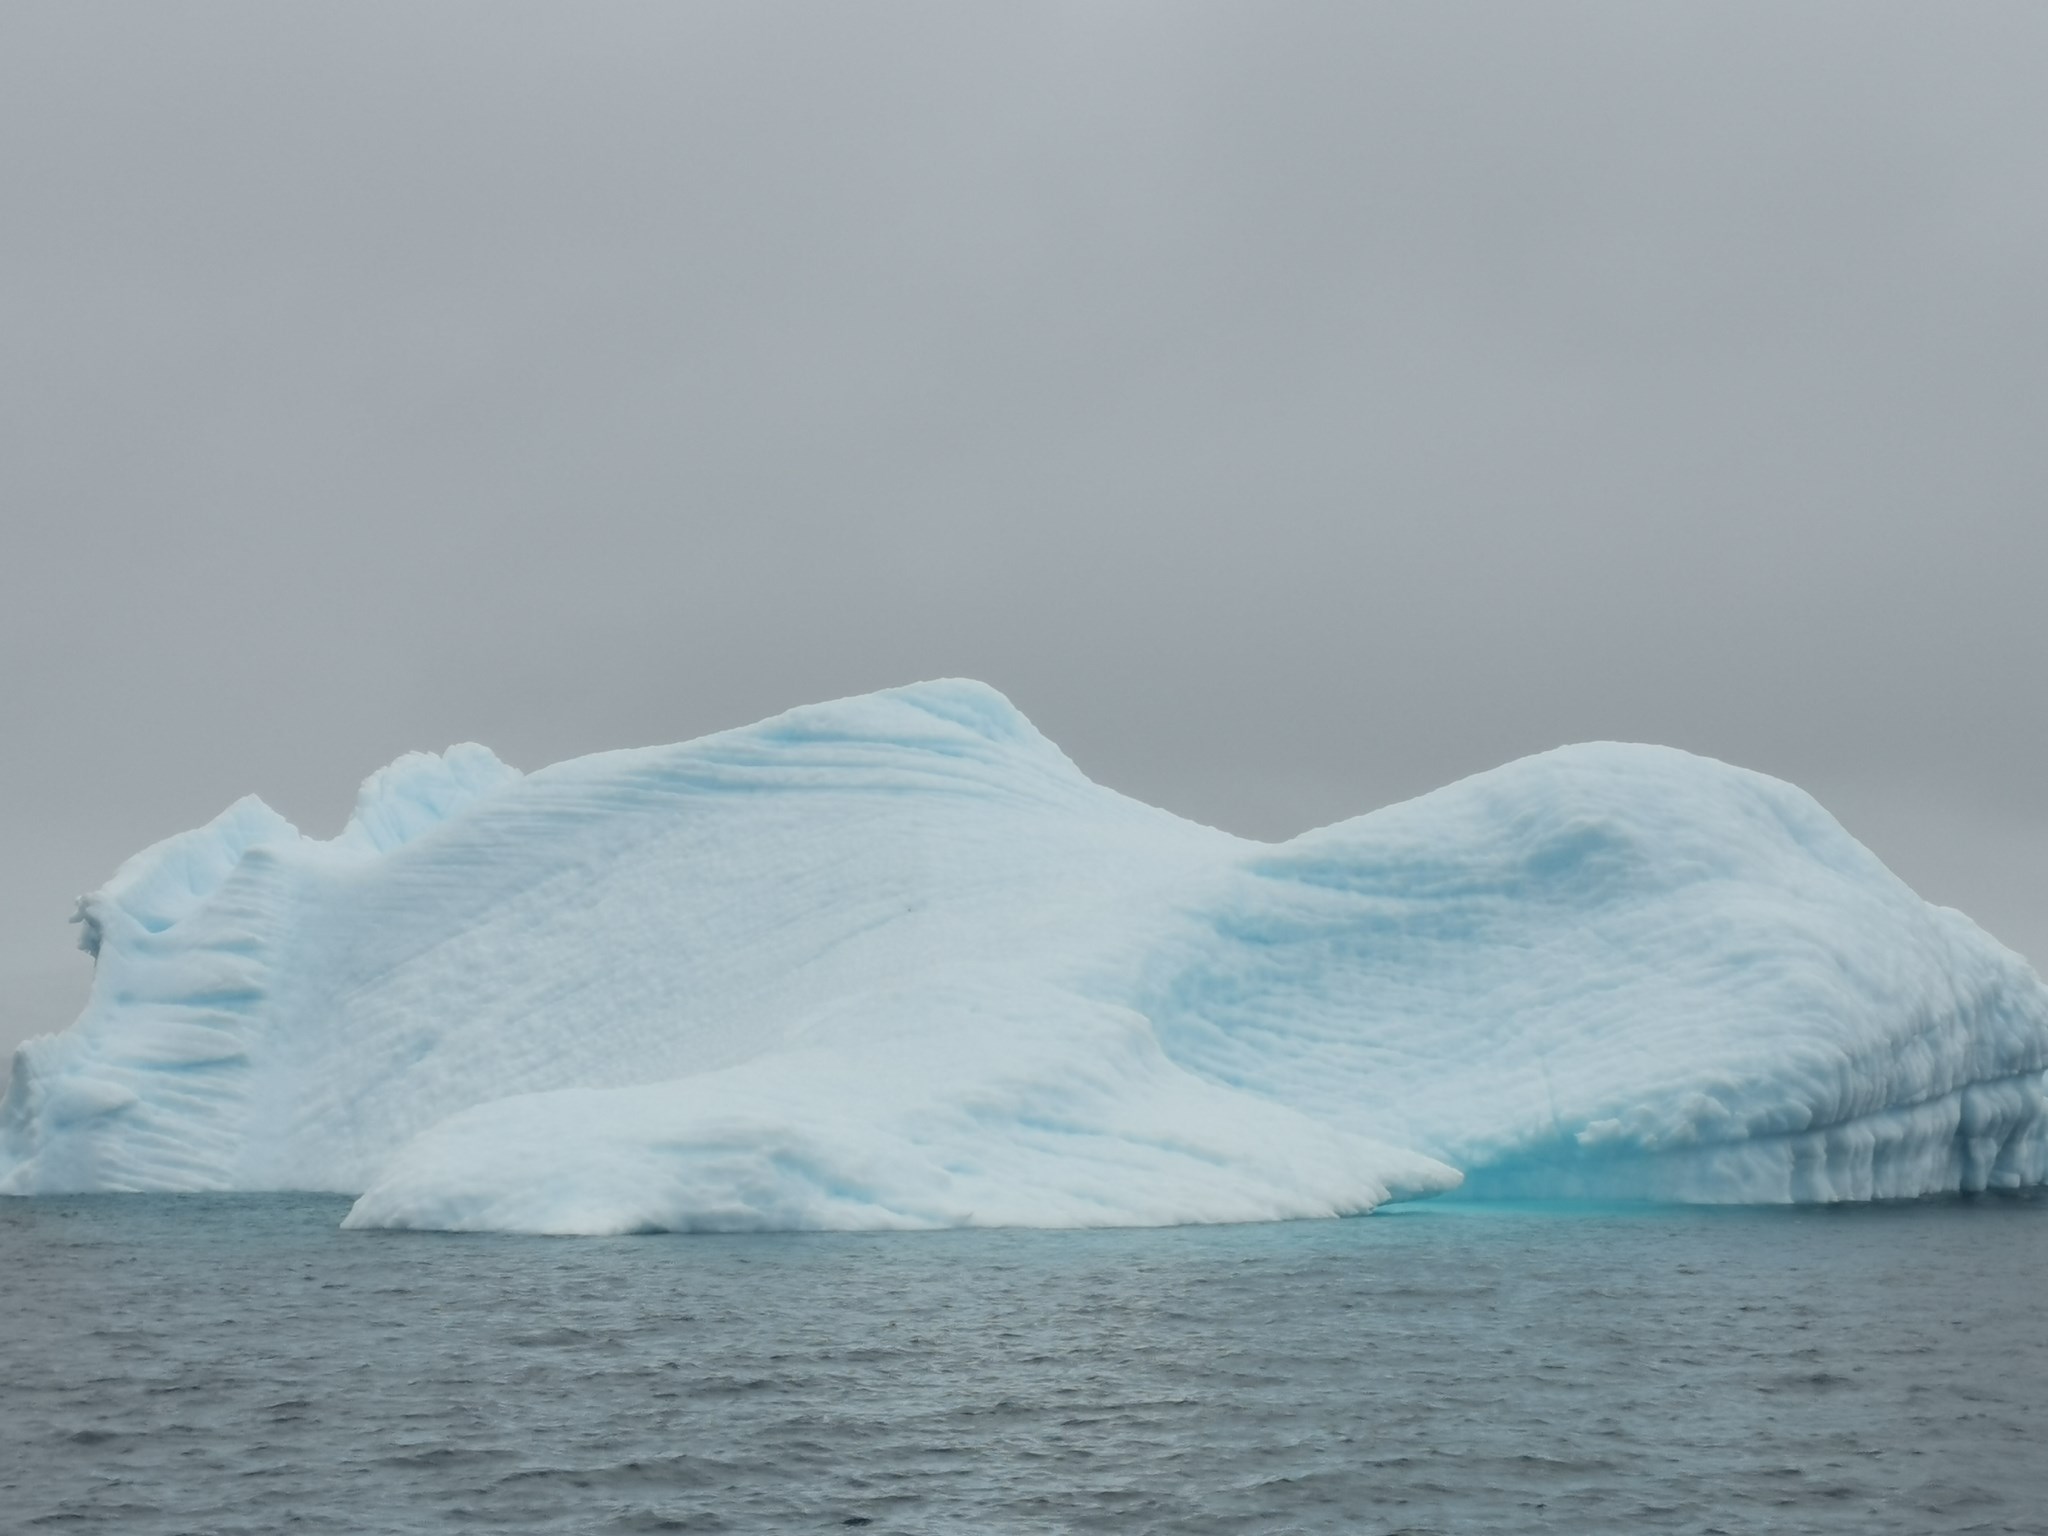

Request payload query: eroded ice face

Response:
[4,678,2044,1231]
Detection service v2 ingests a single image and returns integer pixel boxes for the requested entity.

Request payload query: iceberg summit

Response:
[4,680,2046,1233]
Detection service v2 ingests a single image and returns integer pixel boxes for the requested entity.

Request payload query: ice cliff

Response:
[3,680,2044,1232]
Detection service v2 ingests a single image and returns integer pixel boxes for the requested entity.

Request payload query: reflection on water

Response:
[3,1194,2044,1534]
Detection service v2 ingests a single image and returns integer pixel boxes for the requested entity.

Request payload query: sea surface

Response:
[3,1195,2044,1535]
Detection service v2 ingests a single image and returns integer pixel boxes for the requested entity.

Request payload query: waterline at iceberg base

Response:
[3,680,2044,1233]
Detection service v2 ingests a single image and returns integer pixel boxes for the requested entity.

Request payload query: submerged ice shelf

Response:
[4,680,2045,1232]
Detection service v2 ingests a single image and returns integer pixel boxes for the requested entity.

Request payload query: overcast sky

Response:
[3,2,2044,1060]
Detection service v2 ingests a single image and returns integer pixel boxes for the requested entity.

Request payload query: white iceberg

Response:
[2,680,2043,1232]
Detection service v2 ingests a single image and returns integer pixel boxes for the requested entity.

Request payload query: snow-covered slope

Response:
[4,680,2044,1231]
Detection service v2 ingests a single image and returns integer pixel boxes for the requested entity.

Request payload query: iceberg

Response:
[2,680,2043,1232]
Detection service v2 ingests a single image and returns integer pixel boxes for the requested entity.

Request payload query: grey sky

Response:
[3,2,2045,1060]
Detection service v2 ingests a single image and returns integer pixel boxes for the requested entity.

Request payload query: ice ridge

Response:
[3,679,2044,1231]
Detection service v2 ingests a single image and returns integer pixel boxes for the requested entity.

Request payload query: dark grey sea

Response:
[3,1194,2044,1535]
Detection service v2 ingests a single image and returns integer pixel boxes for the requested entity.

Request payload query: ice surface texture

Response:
[4,680,2044,1232]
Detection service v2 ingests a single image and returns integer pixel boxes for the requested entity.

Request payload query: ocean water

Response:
[3,1196,2044,1535]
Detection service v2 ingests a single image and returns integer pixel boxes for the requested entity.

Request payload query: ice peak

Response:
[336,743,523,856]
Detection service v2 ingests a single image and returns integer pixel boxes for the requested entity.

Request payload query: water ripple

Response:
[1,1195,2044,1533]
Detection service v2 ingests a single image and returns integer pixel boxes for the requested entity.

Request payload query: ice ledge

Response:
[1450,1069,2048,1203]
